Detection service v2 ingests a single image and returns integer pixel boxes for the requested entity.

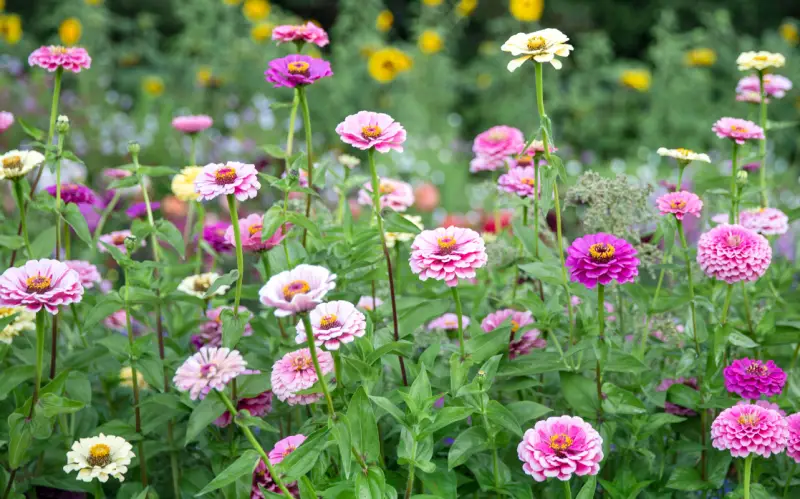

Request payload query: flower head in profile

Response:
[357,296,383,311]
[178,273,230,299]
[192,306,253,349]
[194,162,261,202]
[173,346,252,400]
[711,403,788,457]
[385,215,423,248]
[656,377,699,416]
[271,348,334,405]
[0,259,84,314]
[723,358,786,399]
[566,233,639,289]
[656,147,711,165]
[125,201,159,219]
[225,214,291,253]
[269,434,307,464]
[45,183,97,205]
[786,413,800,464]
[357,178,414,212]
[518,415,603,481]
[265,55,333,88]
[740,208,789,236]
[296,300,367,350]
[736,74,792,99]
[736,51,785,72]
[63,434,133,483]
[498,166,539,198]
[272,22,329,47]
[172,166,204,201]
[0,112,14,133]
[203,221,234,253]
[214,390,272,428]
[336,111,407,153]
[685,47,717,67]
[712,118,765,145]
[259,265,336,317]
[656,191,703,220]
[696,224,771,283]
[427,313,470,330]
[171,115,213,134]
[0,150,45,180]
[64,261,101,289]
[29,45,92,73]
[501,28,574,72]
[103,310,141,335]
[0,307,35,344]
[251,435,304,496]
[410,226,488,287]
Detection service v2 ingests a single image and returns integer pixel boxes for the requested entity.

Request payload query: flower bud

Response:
[127,141,141,154]
[56,115,70,134]
[736,170,748,186]
[124,235,138,253]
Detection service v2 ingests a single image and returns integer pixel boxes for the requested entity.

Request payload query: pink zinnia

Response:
[481,309,546,359]
[473,125,524,163]
[225,214,291,253]
[723,358,786,399]
[259,265,336,317]
[98,230,142,255]
[270,348,334,406]
[427,313,471,330]
[656,377,699,416]
[103,309,141,334]
[469,154,507,173]
[0,259,84,314]
[269,434,307,464]
[64,261,101,290]
[740,208,789,236]
[265,55,333,88]
[272,22,330,47]
[173,346,251,400]
[203,222,234,253]
[214,390,272,428]
[171,115,213,134]
[711,403,788,457]
[0,111,13,133]
[45,184,97,205]
[357,296,383,311]
[335,111,407,153]
[786,413,800,463]
[509,331,548,359]
[409,226,488,287]
[194,162,261,202]
[357,178,414,212]
[566,233,639,289]
[736,399,786,417]
[696,224,771,283]
[191,306,254,349]
[295,300,366,350]
[251,435,304,497]
[498,166,539,198]
[28,46,92,73]
[518,415,604,482]
[736,74,792,99]
[655,191,703,220]
[712,117,765,145]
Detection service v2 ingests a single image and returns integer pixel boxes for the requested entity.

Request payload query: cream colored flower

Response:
[171,166,203,201]
[119,366,148,390]
[736,51,785,72]
[337,154,360,169]
[63,434,134,483]
[0,150,45,180]
[177,273,230,298]
[501,28,573,72]
[657,147,711,164]
[0,307,35,344]
[385,215,424,249]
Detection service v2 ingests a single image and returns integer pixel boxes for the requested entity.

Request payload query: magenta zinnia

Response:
[295,300,367,350]
[712,117,765,145]
[565,233,639,289]
[427,313,471,331]
[0,259,84,314]
[786,413,800,464]
[518,415,603,482]
[194,162,261,202]
[723,358,786,399]
[696,224,771,283]
[409,226,488,287]
[202,222,234,254]
[173,346,252,400]
[357,177,414,212]
[45,184,97,205]
[265,55,333,88]
[335,111,407,153]
[225,214,291,253]
[711,403,788,457]
[270,348,334,406]
[656,191,703,220]
[498,166,539,198]
[29,46,92,73]
[259,264,336,317]
[214,390,272,428]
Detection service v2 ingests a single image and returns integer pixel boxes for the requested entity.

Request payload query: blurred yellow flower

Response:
[620,69,651,92]
[243,0,270,22]
[59,18,83,46]
[120,366,149,390]
[196,66,213,86]
[172,166,203,201]
[0,0,5,9]
[684,48,716,67]
[456,0,478,17]
[368,47,412,83]
[251,22,273,42]
[780,23,799,46]
[223,0,242,4]
[376,10,394,32]
[510,0,543,22]
[142,76,165,97]
[119,53,141,67]
[477,73,492,89]
[418,30,443,54]
[0,14,22,45]
[84,0,104,5]
[423,0,443,5]
[0,307,35,345]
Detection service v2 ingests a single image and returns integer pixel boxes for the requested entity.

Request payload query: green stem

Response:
[677,220,700,355]
[758,71,768,208]
[132,151,161,263]
[478,394,500,491]
[227,195,245,315]
[28,311,46,420]
[563,479,572,499]
[403,439,417,499]
[92,191,120,254]
[333,351,343,393]
[783,461,796,498]
[741,282,755,337]
[337,168,350,224]
[12,180,32,258]
[721,284,734,325]
[297,86,314,248]
[533,160,540,258]
[189,133,198,166]
[596,284,605,423]
[124,267,148,486]
[285,90,299,174]
[729,142,739,223]
[676,164,686,191]
[743,454,753,499]
[451,287,466,360]
[183,201,196,251]
[300,314,336,418]
[260,251,271,282]
[54,133,64,259]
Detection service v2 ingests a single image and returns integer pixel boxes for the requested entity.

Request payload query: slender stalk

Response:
[563,479,572,499]
[226,195,245,315]
[758,71,768,208]
[49,132,65,380]
[333,352,343,393]
[676,163,687,191]
[677,220,699,355]
[12,180,32,258]
[403,439,417,499]
[451,287,466,360]
[533,160,540,258]
[337,168,350,224]
[123,268,148,486]
[783,461,796,498]
[284,89,300,175]
[596,284,605,423]
[700,404,707,481]
[1,468,16,499]
[183,201,196,250]
[743,454,754,499]
[260,251,271,281]
[729,142,739,223]
[28,311,46,420]
[300,314,336,418]
[477,394,500,491]
[91,191,120,253]
[720,284,734,325]
[741,282,755,337]
[297,86,314,248]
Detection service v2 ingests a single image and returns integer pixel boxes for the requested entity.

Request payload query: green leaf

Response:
[728,331,759,348]
[332,415,353,479]
[486,400,523,436]
[601,383,647,415]
[298,477,317,499]
[355,466,386,499]
[409,368,432,409]
[383,211,423,235]
[83,292,124,329]
[37,393,84,417]
[639,413,686,438]
[196,449,260,496]
[8,414,33,468]
[559,372,598,418]
[575,475,597,499]
[0,365,36,401]
[365,341,413,365]
[17,117,45,141]
[348,387,381,462]
[666,383,701,411]
[603,351,648,373]
[466,328,510,364]
[666,467,709,491]
[30,227,57,259]
[62,203,92,244]
[277,427,330,481]
[449,352,472,394]
[447,426,488,469]
[285,211,321,238]
[0,234,25,250]
[263,145,287,159]
[185,395,226,445]
[418,407,474,439]
[154,219,185,258]
[108,176,141,190]
[220,309,246,349]
[369,396,405,425]
[518,262,564,287]
[204,270,238,299]
[507,401,552,425]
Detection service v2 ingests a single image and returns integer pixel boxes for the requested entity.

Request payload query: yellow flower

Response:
[59,18,83,46]
[376,10,394,32]
[0,14,22,45]
[223,0,242,4]
[251,22,273,42]
[619,69,651,92]
[684,48,716,67]
[423,0,443,5]
[119,366,149,390]
[368,47,412,83]
[477,73,492,89]
[0,0,5,9]
[243,0,270,22]
[142,76,165,97]
[510,0,543,22]
[456,0,478,17]
[196,66,213,86]
[172,166,203,201]
[0,307,35,345]
[780,23,799,46]
[418,30,443,54]
[84,0,104,5]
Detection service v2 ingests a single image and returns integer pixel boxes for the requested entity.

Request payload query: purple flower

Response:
[125,202,160,219]
[265,55,333,88]
[202,222,234,253]
[723,358,786,399]
[45,184,97,205]
[565,233,640,289]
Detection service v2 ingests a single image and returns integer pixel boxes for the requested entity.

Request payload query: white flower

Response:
[0,307,35,344]
[736,51,785,71]
[63,434,134,483]
[656,147,711,164]
[501,28,574,72]
[337,154,361,169]
[0,150,46,180]
[385,215,424,248]
[177,273,230,298]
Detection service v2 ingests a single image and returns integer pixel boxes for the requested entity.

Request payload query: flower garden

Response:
[1,1,800,498]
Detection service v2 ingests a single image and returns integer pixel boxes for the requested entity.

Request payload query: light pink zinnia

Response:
[736,74,792,99]
[214,390,272,428]
[740,208,789,236]
[194,162,261,202]
[656,191,703,220]
[335,111,407,153]
[357,296,383,311]
[711,403,788,458]
[518,415,604,482]
[171,115,213,134]
[270,348,334,405]
[410,226,488,287]
[268,434,307,464]
[192,306,254,349]
[696,224,771,283]
[28,46,92,73]
[357,178,414,212]
[295,300,366,350]
[0,111,13,133]
[482,309,545,359]
[712,117,765,145]
[786,413,800,463]
[498,166,539,198]
[469,154,507,173]
[173,347,251,400]
[272,22,329,47]
[224,214,291,253]
[0,259,84,314]
[473,125,525,161]
[64,261,101,289]
[258,265,336,317]
[427,313,470,330]
[98,230,143,255]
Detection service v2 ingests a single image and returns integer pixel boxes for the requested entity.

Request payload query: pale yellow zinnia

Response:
[736,51,785,72]
[501,28,573,72]
[0,307,36,344]
[172,167,203,201]
[780,23,799,46]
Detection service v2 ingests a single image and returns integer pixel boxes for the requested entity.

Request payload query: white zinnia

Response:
[656,147,711,164]
[736,51,785,72]
[0,150,45,180]
[63,434,134,483]
[0,307,35,344]
[337,154,361,169]
[501,28,574,72]
[177,273,230,298]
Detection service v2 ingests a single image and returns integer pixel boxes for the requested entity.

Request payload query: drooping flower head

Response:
[501,28,574,72]
[173,346,252,400]
[172,166,204,202]
[335,111,407,153]
[0,307,35,344]
[64,261,101,289]
[29,45,92,73]
[518,415,603,482]
[271,348,334,405]
[63,434,133,483]
[696,224,771,283]
[498,166,539,198]
[0,150,45,181]
[712,118,765,145]
[740,208,789,236]
[272,22,329,47]
[192,306,254,349]
[265,55,333,88]
[357,178,414,212]
[410,226,488,287]
[481,309,546,359]
[656,191,703,220]
[786,413,800,464]
[656,377,699,416]
[177,273,230,299]
[0,111,13,133]
[45,183,98,205]
[656,147,711,165]
[0,259,84,314]
[736,74,793,99]
[194,162,261,201]
[427,313,471,330]
[295,300,367,350]
[711,403,788,457]
[357,296,383,311]
[723,358,786,399]
[202,221,234,253]
[214,390,272,428]
[171,115,213,134]
[566,233,639,289]
[736,51,786,72]
[225,214,291,253]
[259,265,336,317]
[251,435,304,497]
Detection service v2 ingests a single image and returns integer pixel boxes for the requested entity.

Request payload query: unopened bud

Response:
[127,141,141,154]
[736,170,748,186]
[124,235,138,253]
[56,115,70,134]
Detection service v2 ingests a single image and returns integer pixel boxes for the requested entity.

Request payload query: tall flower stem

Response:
[226,195,245,315]
[676,220,699,355]
[123,267,148,486]
[758,71,768,208]
[28,311,47,420]
[297,86,314,249]
[596,284,605,423]
[720,284,734,325]
[49,131,65,380]
[300,314,336,418]
[403,439,417,499]
[260,252,271,282]
[12,180,32,258]
[337,168,350,224]
[563,479,572,499]
[676,163,687,191]
[729,142,739,223]
[743,454,754,499]
[367,148,408,386]
[216,391,296,498]
[783,461,796,498]
[281,89,300,263]
[451,287,466,360]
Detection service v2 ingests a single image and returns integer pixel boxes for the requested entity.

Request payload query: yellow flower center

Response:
[526,36,547,52]
[516,155,533,166]
[193,276,212,293]
[588,243,615,263]
[361,125,382,140]
[319,313,339,330]
[738,413,760,426]
[520,177,536,186]
[730,125,746,133]
[26,275,52,294]
[87,443,112,467]
[287,61,310,76]
[487,130,507,141]
[2,155,22,171]
[290,353,313,371]
[745,362,769,376]
[670,200,687,210]
[549,433,573,452]
[379,182,395,194]
[444,320,456,328]
[675,148,694,156]
[283,280,310,301]
[437,236,456,254]
[248,224,263,237]
[753,55,768,62]
[510,320,520,333]
[214,166,237,185]
[51,45,68,54]
[112,234,127,245]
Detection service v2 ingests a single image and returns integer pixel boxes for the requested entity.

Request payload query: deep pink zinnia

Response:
[270,348,334,406]
[481,309,545,359]
[696,224,771,283]
[409,226,488,287]
[740,208,789,236]
[711,403,788,458]
[335,111,407,153]
[786,413,800,463]
[566,233,639,289]
[265,55,333,88]
[191,306,254,349]
[0,259,84,314]
[736,74,792,99]
[28,46,92,73]
[518,415,603,482]
[125,201,159,219]
[194,162,260,201]
[357,178,414,212]
[295,300,366,350]
[203,222,234,253]
[712,117,765,145]
[655,191,703,220]
[171,115,213,134]
[173,347,252,400]
[64,261,101,290]
[224,214,291,253]
[723,358,786,399]
[45,184,97,205]
[498,166,539,198]
[427,313,471,330]
[214,390,272,428]
[0,111,13,133]
[272,22,329,47]
[656,377,699,416]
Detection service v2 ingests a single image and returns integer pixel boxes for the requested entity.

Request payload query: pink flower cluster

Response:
[0,259,84,314]
[740,208,789,236]
[29,46,92,73]
[498,166,539,198]
[336,111,406,153]
[518,415,603,481]
[481,309,545,359]
[270,348,334,405]
[357,178,414,212]
[711,403,788,457]
[470,125,525,173]
[787,414,800,464]
[712,117,765,145]
[723,358,786,400]
[409,226,488,287]
[656,191,703,220]
[696,224,771,283]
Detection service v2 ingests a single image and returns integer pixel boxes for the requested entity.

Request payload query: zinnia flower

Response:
[225,214,291,253]
[172,167,203,202]
[785,413,800,463]
[214,390,272,428]
[29,45,92,73]
[272,22,329,47]
[696,224,771,283]
[712,118,765,145]
[481,309,545,359]
[427,313,471,330]
[191,306,254,349]
[270,348,334,405]
[509,330,548,359]
[251,435,303,497]
[409,226,488,287]
[104,310,143,335]
[63,434,133,483]
[265,55,333,88]
[656,377,698,416]
[45,184,97,205]
[740,208,789,236]
[656,147,711,164]
[736,74,792,99]
[335,111,407,153]
[501,28,574,72]
[202,222,234,253]
[295,300,367,350]
[737,399,785,416]
[711,403,788,457]
[0,259,84,314]
[723,358,786,399]
[125,201,159,219]
[64,261,101,289]
[357,178,414,212]
[0,150,46,181]
[736,51,786,72]
[173,346,251,400]
[194,162,261,202]
[518,415,603,481]
[171,115,213,134]
[471,126,525,173]
[0,307,35,344]
[736,91,766,104]
[357,296,383,311]
[565,233,639,289]
[119,366,149,390]
[656,191,703,220]
[269,434,306,463]
[0,111,13,133]
[498,166,539,198]
[259,265,336,317]
[177,273,230,299]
